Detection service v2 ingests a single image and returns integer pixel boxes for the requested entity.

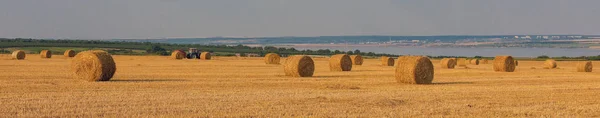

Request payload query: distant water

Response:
[292,46,600,57]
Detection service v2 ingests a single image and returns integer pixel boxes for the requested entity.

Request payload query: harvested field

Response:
[1,54,600,117]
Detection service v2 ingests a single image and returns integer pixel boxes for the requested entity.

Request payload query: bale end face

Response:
[64,50,76,57]
[395,56,434,84]
[440,58,456,69]
[284,55,315,77]
[471,59,479,65]
[71,50,116,81]
[349,55,363,65]
[200,52,211,60]
[11,50,26,60]
[40,50,52,58]
[264,53,281,64]
[381,56,394,66]
[493,56,516,72]
[329,54,352,71]
[576,61,593,72]
[171,51,185,59]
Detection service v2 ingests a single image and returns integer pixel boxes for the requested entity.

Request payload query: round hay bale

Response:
[470,59,479,65]
[349,55,363,65]
[171,51,185,59]
[329,54,352,71]
[395,56,434,84]
[381,56,395,66]
[264,53,281,64]
[200,52,211,60]
[11,50,26,60]
[40,50,52,58]
[576,61,593,72]
[71,50,116,81]
[493,56,516,72]
[480,59,489,64]
[514,60,519,66]
[283,55,314,77]
[457,58,467,67]
[440,58,456,69]
[544,59,557,69]
[64,50,76,57]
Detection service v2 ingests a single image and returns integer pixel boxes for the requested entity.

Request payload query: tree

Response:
[537,55,550,59]
[354,49,361,54]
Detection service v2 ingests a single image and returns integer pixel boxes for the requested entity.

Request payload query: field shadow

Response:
[107,79,188,83]
[429,82,473,85]
[314,75,355,78]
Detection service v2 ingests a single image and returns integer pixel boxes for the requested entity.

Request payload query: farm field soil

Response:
[1,54,600,117]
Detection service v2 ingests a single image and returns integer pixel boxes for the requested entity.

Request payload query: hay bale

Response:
[576,61,593,72]
[11,50,26,60]
[71,50,116,81]
[457,58,467,66]
[200,52,211,60]
[64,50,76,57]
[40,50,52,58]
[329,54,352,71]
[493,56,516,72]
[470,59,479,65]
[544,59,557,69]
[466,59,471,64]
[514,60,519,66]
[480,59,489,64]
[283,55,314,77]
[381,56,395,66]
[395,56,434,84]
[349,55,363,65]
[440,58,456,69]
[264,53,281,64]
[171,51,185,59]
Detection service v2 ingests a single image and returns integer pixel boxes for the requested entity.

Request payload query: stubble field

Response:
[1,54,599,117]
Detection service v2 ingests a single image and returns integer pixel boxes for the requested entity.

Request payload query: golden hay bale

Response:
[349,55,363,65]
[381,56,394,66]
[395,56,434,84]
[470,59,479,65]
[514,60,519,66]
[480,59,489,64]
[329,54,352,71]
[64,50,76,57]
[493,56,516,72]
[264,53,281,64]
[283,55,314,77]
[11,50,26,60]
[576,61,593,72]
[457,58,467,66]
[440,58,456,69]
[544,59,557,69]
[171,51,185,59]
[200,52,211,60]
[71,50,116,81]
[40,50,52,58]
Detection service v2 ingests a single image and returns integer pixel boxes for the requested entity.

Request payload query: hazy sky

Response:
[1,0,599,39]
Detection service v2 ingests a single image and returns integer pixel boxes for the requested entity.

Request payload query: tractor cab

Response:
[186,48,200,59]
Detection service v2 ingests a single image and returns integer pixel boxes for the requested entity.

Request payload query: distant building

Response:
[411,40,420,43]
[514,36,519,39]
[542,36,549,39]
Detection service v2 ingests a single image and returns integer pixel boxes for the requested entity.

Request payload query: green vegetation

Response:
[0,38,399,57]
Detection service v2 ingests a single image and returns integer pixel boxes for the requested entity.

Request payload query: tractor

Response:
[186,48,201,59]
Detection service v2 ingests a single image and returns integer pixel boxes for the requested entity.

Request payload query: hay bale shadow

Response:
[107,79,188,83]
[429,82,473,85]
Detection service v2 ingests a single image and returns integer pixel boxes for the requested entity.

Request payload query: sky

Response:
[0,0,599,39]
